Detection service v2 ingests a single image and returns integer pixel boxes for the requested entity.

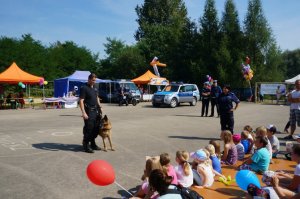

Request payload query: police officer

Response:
[79,73,102,153]
[210,80,222,117]
[201,82,211,117]
[218,84,240,134]
[118,85,128,106]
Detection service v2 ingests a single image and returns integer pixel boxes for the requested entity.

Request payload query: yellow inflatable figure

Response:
[150,57,166,77]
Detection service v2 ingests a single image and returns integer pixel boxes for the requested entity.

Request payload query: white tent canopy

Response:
[285,74,300,84]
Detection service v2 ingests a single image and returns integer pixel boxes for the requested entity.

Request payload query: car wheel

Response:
[190,97,197,106]
[170,98,178,108]
[152,103,160,107]
[132,99,137,106]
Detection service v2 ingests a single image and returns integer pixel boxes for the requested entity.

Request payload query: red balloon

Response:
[86,160,115,186]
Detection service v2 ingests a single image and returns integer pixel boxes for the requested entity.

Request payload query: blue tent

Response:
[54,71,107,97]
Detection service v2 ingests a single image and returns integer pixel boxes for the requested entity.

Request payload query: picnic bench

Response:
[192,158,296,198]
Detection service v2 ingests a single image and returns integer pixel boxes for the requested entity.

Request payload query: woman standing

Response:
[217,85,240,134]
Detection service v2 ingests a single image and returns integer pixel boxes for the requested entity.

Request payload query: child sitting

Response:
[174,150,193,188]
[233,134,245,160]
[160,153,178,185]
[133,156,162,199]
[266,124,280,158]
[241,130,252,154]
[209,140,221,159]
[275,144,300,195]
[220,130,238,165]
[191,149,215,188]
[239,136,270,173]
[256,126,273,160]
[285,134,300,160]
[244,125,255,151]
[244,125,255,140]
[205,144,222,174]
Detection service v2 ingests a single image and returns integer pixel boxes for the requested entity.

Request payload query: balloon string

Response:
[114,181,133,196]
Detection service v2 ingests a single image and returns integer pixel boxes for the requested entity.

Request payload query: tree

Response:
[243,0,285,84]
[218,0,244,87]
[47,41,99,80]
[100,37,146,79]
[0,34,47,77]
[0,36,19,72]
[172,19,200,83]
[198,0,220,80]
[243,0,272,81]
[281,49,300,79]
[135,0,189,79]
[263,41,284,82]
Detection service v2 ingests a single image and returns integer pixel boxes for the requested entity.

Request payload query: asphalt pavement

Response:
[0,102,292,199]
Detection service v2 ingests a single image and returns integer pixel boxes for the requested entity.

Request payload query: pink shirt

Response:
[167,165,178,185]
[141,180,159,199]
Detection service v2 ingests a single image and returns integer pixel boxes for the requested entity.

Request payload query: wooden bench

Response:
[192,158,296,198]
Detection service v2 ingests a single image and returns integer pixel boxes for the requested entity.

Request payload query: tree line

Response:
[0,0,299,89]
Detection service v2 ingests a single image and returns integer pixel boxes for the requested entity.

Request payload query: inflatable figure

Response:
[150,56,166,77]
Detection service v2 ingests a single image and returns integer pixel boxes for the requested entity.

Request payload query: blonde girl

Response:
[241,130,252,154]
[209,140,221,159]
[191,149,215,188]
[174,150,193,187]
[205,144,222,174]
[221,130,238,165]
[133,156,162,199]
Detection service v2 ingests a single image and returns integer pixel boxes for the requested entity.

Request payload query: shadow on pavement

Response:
[59,114,82,117]
[32,143,82,152]
[174,114,201,117]
[169,136,220,141]
[102,187,136,199]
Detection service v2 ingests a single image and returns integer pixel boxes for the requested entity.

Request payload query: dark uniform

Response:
[201,86,211,117]
[80,83,101,152]
[118,86,128,106]
[210,84,222,117]
[218,92,240,134]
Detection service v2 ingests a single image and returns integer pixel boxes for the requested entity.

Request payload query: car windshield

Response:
[163,85,179,92]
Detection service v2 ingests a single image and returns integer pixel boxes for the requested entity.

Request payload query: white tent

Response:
[285,74,300,84]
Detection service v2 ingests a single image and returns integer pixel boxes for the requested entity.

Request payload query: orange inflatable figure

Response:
[150,57,166,77]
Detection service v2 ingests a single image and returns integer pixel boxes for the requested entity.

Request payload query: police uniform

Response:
[118,86,128,106]
[80,83,101,152]
[218,92,240,134]
[210,83,222,117]
[201,86,211,117]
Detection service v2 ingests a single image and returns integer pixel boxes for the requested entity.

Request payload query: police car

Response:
[152,83,200,108]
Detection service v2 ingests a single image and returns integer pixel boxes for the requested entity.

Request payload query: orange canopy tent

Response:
[131,70,167,85]
[0,62,43,84]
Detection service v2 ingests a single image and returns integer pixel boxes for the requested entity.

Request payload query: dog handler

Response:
[79,73,102,153]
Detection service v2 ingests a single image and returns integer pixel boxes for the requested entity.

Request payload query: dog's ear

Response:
[104,115,108,120]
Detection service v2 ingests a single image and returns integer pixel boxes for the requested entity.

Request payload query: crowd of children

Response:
[130,124,300,199]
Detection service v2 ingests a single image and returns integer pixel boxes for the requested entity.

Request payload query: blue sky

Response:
[0,0,299,58]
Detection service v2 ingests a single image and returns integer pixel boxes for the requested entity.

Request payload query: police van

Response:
[98,80,141,103]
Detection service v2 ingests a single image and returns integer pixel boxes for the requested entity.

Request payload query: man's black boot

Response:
[90,140,101,150]
[83,141,94,153]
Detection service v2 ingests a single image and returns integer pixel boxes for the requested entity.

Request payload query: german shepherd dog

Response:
[98,115,114,151]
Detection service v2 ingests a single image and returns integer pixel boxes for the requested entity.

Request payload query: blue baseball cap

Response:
[190,150,207,161]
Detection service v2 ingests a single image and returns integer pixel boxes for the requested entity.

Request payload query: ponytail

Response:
[182,161,191,176]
